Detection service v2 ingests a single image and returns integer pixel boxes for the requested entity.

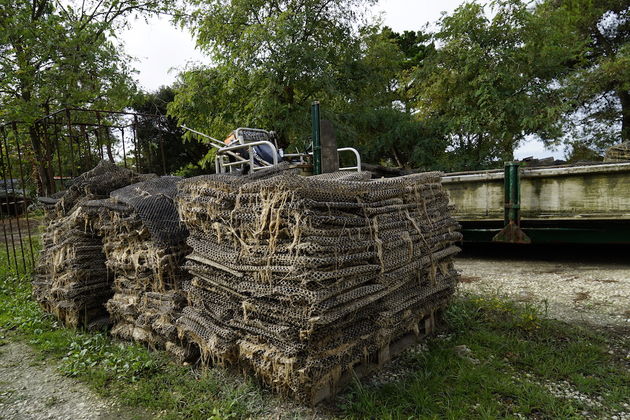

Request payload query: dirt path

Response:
[0,341,143,420]
[455,254,630,327]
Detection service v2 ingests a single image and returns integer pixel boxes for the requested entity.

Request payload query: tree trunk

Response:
[502,137,514,163]
[619,89,630,143]
[391,146,403,167]
[29,125,54,195]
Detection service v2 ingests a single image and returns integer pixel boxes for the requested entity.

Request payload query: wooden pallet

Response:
[309,309,439,405]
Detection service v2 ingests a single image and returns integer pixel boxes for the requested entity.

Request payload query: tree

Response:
[172,0,376,146]
[170,0,446,169]
[131,87,208,175]
[408,0,579,170]
[0,0,170,193]
[535,0,630,151]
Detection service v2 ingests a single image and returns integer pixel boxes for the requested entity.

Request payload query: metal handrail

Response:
[283,147,361,172]
[337,147,362,172]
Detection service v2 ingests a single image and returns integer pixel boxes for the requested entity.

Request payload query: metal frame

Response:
[0,107,175,275]
[182,125,279,174]
[215,141,279,173]
[183,125,361,174]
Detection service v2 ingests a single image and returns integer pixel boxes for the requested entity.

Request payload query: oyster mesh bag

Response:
[175,168,461,401]
[34,161,152,328]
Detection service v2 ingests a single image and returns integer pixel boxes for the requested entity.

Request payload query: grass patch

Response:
[340,296,630,419]
[1,240,628,419]
[0,243,268,419]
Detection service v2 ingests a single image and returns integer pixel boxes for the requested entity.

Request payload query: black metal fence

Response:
[0,108,175,275]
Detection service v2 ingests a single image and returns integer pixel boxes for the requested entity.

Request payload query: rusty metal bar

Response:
[13,122,35,265]
[41,118,55,193]
[30,121,131,129]
[0,127,14,271]
[54,115,63,190]
[79,125,88,170]
[65,109,76,178]
[1,126,22,274]
[7,123,26,270]
[95,112,104,161]
[41,107,161,120]
[132,115,140,172]
[160,135,167,175]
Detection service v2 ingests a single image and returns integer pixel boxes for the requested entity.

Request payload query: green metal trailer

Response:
[442,162,630,244]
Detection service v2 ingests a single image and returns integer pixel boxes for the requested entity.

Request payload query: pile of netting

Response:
[33,161,151,328]
[175,170,461,402]
[95,177,194,360]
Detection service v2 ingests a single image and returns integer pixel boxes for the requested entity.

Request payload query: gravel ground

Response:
[0,341,148,420]
[455,247,630,327]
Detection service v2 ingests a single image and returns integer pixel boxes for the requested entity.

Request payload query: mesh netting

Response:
[34,161,150,329]
[98,177,194,360]
[110,176,189,246]
[175,168,461,402]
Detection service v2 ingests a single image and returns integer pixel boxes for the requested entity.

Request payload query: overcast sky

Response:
[120,0,561,159]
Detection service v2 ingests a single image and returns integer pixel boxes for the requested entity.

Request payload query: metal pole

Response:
[53,115,63,190]
[13,123,35,265]
[1,126,22,274]
[160,135,167,175]
[311,101,321,175]
[132,115,140,172]
[0,127,14,271]
[493,162,530,244]
[504,162,521,227]
[65,109,76,177]
[120,128,127,169]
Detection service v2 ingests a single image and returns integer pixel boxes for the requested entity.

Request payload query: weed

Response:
[59,334,160,382]
[44,395,61,407]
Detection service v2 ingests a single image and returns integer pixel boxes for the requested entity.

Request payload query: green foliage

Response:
[60,334,159,382]
[0,0,162,123]
[537,0,630,150]
[169,0,441,169]
[130,87,209,175]
[409,1,577,170]
[172,0,374,145]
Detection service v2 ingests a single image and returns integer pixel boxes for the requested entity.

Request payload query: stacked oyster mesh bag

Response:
[97,176,193,359]
[175,169,461,402]
[33,161,150,328]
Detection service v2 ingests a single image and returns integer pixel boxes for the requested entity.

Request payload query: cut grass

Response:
[1,241,629,419]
